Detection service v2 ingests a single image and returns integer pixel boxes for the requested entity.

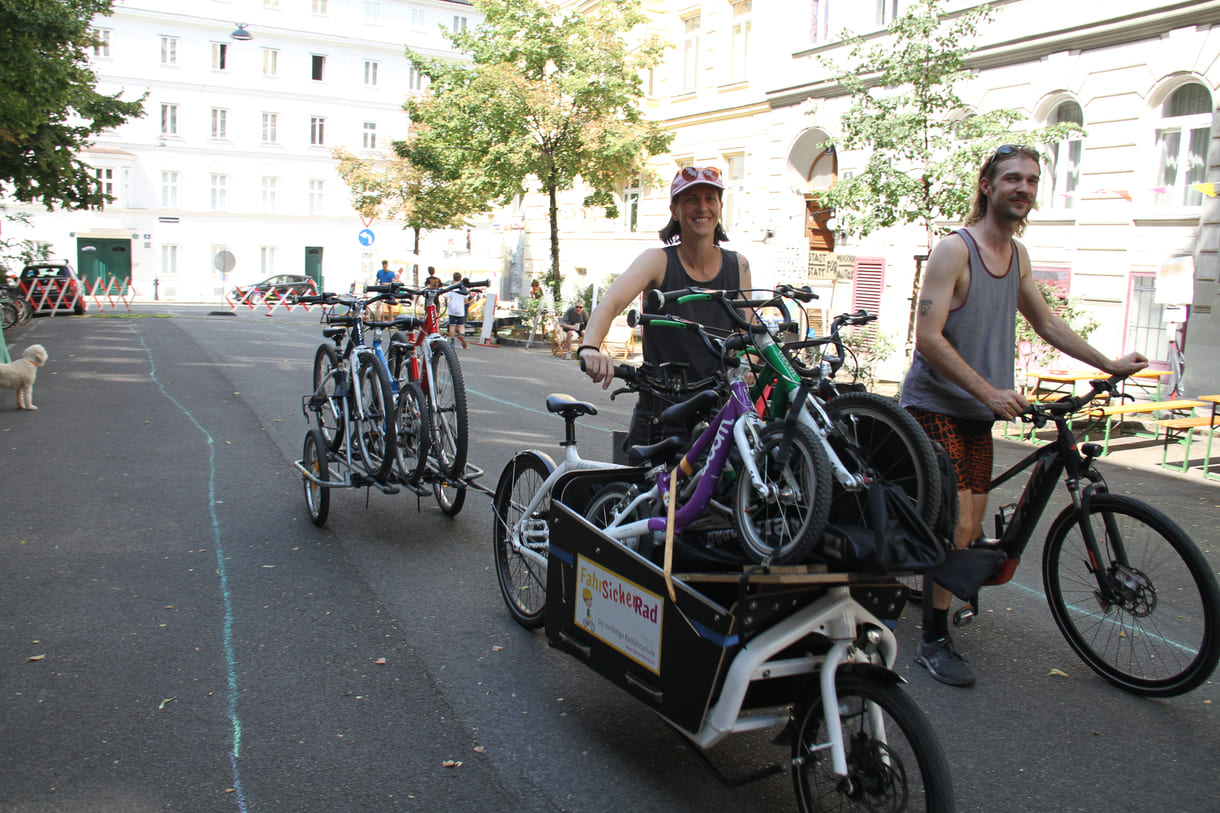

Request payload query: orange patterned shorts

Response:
[906,407,994,494]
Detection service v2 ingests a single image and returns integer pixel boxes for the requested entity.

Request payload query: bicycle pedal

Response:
[952,605,977,627]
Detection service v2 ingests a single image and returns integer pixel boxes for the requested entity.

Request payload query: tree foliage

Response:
[820,0,1082,355]
[0,0,145,211]
[402,0,672,299]
[332,133,488,281]
[821,0,1079,249]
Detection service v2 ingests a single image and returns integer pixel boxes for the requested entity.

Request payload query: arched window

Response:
[1046,101,1083,210]
[1154,82,1213,206]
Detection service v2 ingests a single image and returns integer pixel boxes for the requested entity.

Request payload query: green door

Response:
[304,247,323,291]
[76,238,132,293]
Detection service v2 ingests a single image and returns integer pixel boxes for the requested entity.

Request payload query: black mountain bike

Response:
[934,376,1220,697]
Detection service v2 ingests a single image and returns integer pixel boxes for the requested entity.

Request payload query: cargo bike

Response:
[492,294,957,810]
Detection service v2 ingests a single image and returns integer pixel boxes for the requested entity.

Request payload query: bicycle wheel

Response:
[388,330,418,385]
[433,478,466,516]
[352,351,397,482]
[393,380,431,485]
[827,392,941,600]
[825,391,941,526]
[1042,493,1220,697]
[734,419,832,565]
[428,338,469,480]
[792,671,955,813]
[584,482,650,553]
[302,429,331,526]
[312,344,344,452]
[1,300,17,330]
[492,451,555,629]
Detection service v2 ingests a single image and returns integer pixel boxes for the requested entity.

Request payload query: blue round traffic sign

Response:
[358,228,375,246]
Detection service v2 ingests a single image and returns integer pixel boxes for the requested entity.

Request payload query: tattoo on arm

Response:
[918,299,933,317]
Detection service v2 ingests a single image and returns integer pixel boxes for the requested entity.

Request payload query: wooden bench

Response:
[1156,415,1220,473]
[1085,399,1205,454]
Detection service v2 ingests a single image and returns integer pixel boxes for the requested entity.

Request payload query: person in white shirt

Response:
[445,272,473,349]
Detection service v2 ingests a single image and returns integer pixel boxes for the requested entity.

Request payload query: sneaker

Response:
[915,635,976,687]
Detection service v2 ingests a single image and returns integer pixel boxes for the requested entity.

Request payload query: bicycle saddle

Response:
[545,393,597,419]
[626,435,686,468]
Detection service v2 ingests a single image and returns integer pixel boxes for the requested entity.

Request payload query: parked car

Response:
[19,261,86,315]
[229,274,315,304]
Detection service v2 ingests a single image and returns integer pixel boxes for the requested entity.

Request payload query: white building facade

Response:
[6,0,481,301]
[521,0,1220,393]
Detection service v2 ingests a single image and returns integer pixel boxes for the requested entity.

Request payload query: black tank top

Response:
[641,245,741,383]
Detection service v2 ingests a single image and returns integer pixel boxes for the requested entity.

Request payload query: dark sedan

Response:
[19,262,87,315]
[229,274,316,305]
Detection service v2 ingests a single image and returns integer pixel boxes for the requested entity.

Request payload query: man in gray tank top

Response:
[901,145,1148,687]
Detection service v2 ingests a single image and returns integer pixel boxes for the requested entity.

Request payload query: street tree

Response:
[820,0,1080,354]
[332,138,488,284]
[403,0,672,301]
[0,0,145,211]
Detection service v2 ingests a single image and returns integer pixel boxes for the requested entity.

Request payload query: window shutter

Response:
[851,257,885,345]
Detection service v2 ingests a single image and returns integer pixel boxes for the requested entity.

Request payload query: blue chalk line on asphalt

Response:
[134,328,248,812]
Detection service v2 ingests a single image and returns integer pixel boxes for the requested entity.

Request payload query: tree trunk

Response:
[548,181,561,302]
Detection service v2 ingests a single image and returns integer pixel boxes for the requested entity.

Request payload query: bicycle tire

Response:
[433,478,466,516]
[1042,493,1220,697]
[388,330,418,385]
[352,349,397,482]
[825,391,941,527]
[428,339,469,480]
[792,670,955,813]
[826,392,941,600]
[492,451,555,629]
[734,419,832,565]
[393,380,431,485]
[312,343,344,452]
[584,482,651,554]
[1,300,16,330]
[17,296,33,326]
[302,428,331,526]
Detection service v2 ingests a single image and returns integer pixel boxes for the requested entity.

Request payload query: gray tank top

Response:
[642,246,741,382]
[900,230,1019,422]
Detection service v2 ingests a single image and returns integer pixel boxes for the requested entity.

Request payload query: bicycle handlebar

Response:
[1022,376,1126,424]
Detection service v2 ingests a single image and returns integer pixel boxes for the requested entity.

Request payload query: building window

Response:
[160,36,178,66]
[1045,101,1083,210]
[730,2,751,83]
[810,0,830,44]
[312,0,328,12]
[210,108,228,139]
[362,122,377,150]
[682,14,701,93]
[1125,273,1169,363]
[365,1,381,24]
[160,103,178,135]
[161,171,179,207]
[308,180,325,214]
[210,174,229,210]
[95,167,115,199]
[411,9,426,31]
[408,65,426,92]
[364,61,379,86]
[263,49,278,76]
[261,177,278,213]
[623,176,641,232]
[310,117,326,146]
[91,28,111,58]
[311,54,326,81]
[453,15,468,32]
[261,247,277,276]
[212,42,228,71]
[161,244,179,277]
[1154,82,1213,207]
[876,0,899,26]
[262,113,278,144]
[723,154,745,233]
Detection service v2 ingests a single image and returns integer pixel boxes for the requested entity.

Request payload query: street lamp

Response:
[230,24,253,41]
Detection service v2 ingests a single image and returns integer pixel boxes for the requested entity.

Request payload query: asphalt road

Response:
[2,306,1217,812]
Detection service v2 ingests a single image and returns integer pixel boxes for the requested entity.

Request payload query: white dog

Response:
[0,344,49,410]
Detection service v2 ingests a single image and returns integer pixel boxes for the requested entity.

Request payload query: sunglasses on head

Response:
[680,166,722,182]
[983,144,1040,173]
